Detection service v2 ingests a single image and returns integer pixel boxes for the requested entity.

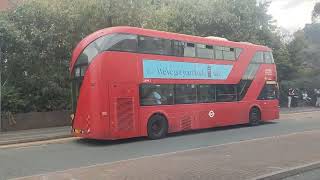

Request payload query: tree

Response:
[312,2,320,23]
[0,0,297,112]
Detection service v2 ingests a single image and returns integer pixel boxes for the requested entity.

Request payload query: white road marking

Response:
[267,166,284,170]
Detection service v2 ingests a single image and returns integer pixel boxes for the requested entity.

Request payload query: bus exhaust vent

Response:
[181,116,192,130]
[116,98,134,131]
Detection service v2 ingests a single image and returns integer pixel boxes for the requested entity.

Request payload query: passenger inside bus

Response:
[141,87,165,105]
[149,89,162,105]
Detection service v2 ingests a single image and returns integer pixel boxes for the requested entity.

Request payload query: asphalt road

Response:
[1,111,320,180]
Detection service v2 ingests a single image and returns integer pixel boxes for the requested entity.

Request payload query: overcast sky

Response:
[267,0,319,33]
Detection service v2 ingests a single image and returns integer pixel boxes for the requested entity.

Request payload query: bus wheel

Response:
[249,107,261,126]
[147,115,168,140]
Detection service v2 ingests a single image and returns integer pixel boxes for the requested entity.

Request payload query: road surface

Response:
[1,111,320,180]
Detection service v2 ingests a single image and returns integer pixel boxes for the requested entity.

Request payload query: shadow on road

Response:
[76,121,278,147]
[167,121,277,138]
[76,137,146,146]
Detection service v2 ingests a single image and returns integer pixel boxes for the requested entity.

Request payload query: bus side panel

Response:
[73,55,109,139]
[259,64,279,121]
[194,103,248,128]
[252,64,279,121]
[206,102,249,127]
[101,52,141,139]
[139,102,250,137]
[258,100,279,121]
[195,104,216,129]
[139,106,196,136]
[109,83,140,139]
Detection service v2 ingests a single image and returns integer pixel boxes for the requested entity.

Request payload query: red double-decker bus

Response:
[70,26,279,140]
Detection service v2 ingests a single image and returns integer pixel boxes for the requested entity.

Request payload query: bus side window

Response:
[222,47,236,60]
[175,84,197,104]
[108,34,138,52]
[252,51,264,63]
[198,85,216,103]
[235,48,243,59]
[242,64,260,80]
[140,84,174,106]
[138,36,172,56]
[215,46,223,60]
[216,85,237,102]
[264,52,274,64]
[237,80,253,101]
[196,44,214,59]
[258,84,278,100]
[184,43,196,57]
[172,41,184,57]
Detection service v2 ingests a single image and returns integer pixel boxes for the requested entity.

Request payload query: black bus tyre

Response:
[249,107,261,126]
[147,115,168,139]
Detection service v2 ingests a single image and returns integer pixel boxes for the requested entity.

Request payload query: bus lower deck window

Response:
[140,84,174,106]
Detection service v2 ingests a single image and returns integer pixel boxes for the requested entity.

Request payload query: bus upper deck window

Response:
[107,34,138,52]
[196,44,214,59]
[264,52,274,64]
[138,36,172,56]
[215,46,223,60]
[223,47,236,61]
[184,43,196,57]
[252,52,264,63]
[172,41,184,57]
[235,48,243,59]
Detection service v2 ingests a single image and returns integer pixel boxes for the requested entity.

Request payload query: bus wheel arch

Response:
[147,113,168,140]
[249,106,261,126]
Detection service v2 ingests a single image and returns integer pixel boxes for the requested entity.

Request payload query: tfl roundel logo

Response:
[208,110,215,118]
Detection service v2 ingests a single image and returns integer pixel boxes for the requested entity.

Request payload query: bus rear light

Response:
[101,112,108,116]
[74,129,81,134]
[73,128,90,134]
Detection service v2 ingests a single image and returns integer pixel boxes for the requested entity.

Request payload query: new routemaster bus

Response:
[70,26,279,140]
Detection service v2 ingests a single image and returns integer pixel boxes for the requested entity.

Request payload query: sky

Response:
[267,0,319,33]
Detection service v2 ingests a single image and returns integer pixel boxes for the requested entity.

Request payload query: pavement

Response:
[0,126,71,146]
[280,107,320,114]
[0,110,319,180]
[0,107,318,146]
[254,161,320,180]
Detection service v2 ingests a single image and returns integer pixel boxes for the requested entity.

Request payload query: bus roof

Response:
[70,26,271,71]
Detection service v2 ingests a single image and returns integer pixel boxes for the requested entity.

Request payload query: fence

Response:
[1,111,71,131]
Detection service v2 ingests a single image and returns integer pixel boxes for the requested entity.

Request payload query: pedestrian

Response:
[292,88,300,107]
[288,88,294,108]
[301,89,311,106]
[302,90,307,100]
[315,89,320,107]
